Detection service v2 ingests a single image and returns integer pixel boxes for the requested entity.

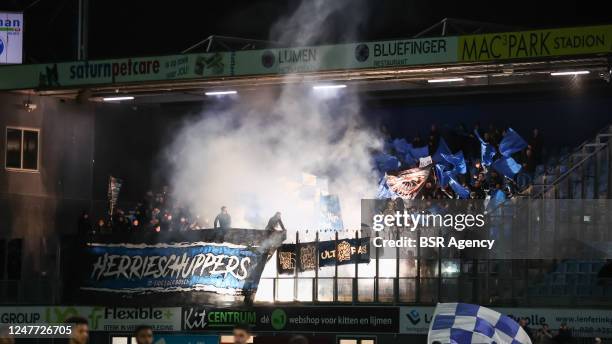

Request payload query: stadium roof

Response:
[1,23,610,102]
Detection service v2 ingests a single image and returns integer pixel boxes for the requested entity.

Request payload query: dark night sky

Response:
[2,0,611,62]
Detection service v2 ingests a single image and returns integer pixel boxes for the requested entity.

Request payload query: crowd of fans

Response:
[520,318,586,344]
[379,122,544,200]
[77,122,546,234]
[78,190,287,235]
[78,186,207,235]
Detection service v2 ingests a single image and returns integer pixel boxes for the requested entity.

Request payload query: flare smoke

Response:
[167,0,377,232]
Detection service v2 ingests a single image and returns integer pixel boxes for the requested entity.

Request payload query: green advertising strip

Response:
[234,36,457,75]
[0,24,610,91]
[0,52,231,90]
[0,36,458,91]
[458,24,612,62]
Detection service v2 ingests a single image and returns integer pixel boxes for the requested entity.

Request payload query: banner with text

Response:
[0,12,23,64]
[1,24,611,91]
[0,52,231,90]
[277,237,370,274]
[399,306,612,338]
[183,307,398,333]
[0,306,182,332]
[82,241,266,295]
[459,25,612,62]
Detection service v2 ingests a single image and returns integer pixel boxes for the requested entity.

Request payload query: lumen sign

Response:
[0,11,23,64]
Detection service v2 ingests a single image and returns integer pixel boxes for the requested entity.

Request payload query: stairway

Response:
[522,124,612,305]
[528,124,612,199]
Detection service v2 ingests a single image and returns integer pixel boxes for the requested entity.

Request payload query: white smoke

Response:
[167,0,378,233]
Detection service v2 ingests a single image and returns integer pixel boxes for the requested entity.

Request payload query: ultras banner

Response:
[84,242,263,295]
[277,237,370,274]
[66,229,284,306]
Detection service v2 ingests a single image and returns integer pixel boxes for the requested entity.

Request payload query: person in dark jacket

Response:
[519,318,534,342]
[265,212,286,231]
[528,128,543,164]
[214,206,231,229]
[555,323,574,344]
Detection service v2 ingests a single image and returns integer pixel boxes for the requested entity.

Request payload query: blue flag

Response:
[376,176,396,199]
[432,137,451,165]
[492,156,522,178]
[435,164,450,187]
[448,175,470,199]
[487,188,507,212]
[474,129,496,167]
[441,151,467,175]
[408,145,429,159]
[499,128,527,157]
[392,138,412,155]
[404,145,429,167]
[374,153,400,173]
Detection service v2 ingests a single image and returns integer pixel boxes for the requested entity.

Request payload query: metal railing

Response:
[530,124,612,199]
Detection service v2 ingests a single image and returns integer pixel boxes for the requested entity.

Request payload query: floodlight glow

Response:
[550,70,590,76]
[312,84,347,90]
[103,96,134,102]
[205,90,238,96]
[427,78,464,83]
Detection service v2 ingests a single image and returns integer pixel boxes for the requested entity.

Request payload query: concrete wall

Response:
[0,92,95,302]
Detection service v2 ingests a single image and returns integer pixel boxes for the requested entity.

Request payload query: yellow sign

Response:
[458,25,612,62]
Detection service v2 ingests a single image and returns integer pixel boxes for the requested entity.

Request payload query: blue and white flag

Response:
[492,156,522,178]
[448,175,470,199]
[428,303,532,344]
[432,137,452,165]
[376,176,396,199]
[474,130,496,167]
[319,194,344,231]
[441,151,467,175]
[499,128,527,157]
[435,164,450,188]
[486,189,507,213]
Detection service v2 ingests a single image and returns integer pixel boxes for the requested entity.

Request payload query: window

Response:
[5,127,39,171]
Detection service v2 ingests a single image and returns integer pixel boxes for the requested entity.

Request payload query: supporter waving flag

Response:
[392,138,412,155]
[447,175,470,199]
[441,151,467,175]
[492,156,522,178]
[406,145,430,166]
[374,152,400,173]
[435,164,450,188]
[474,129,496,167]
[427,303,532,344]
[432,137,452,165]
[499,128,528,157]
